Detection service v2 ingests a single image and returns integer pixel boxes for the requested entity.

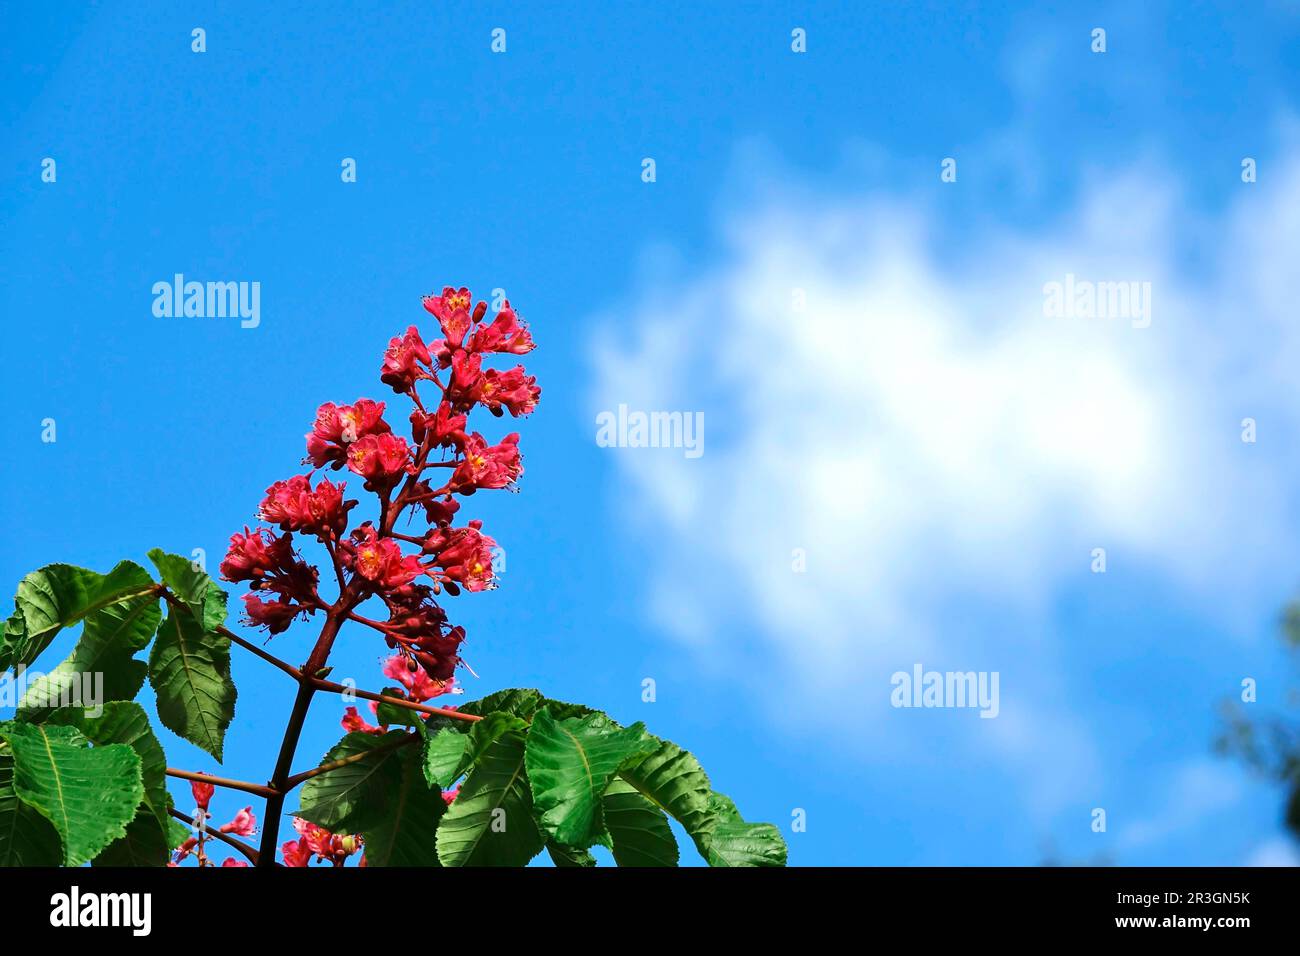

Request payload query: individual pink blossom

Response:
[306,399,392,469]
[424,520,496,592]
[381,653,449,701]
[410,401,467,450]
[446,349,484,407]
[380,325,432,393]
[475,366,540,417]
[346,432,412,489]
[258,475,353,538]
[241,593,306,635]
[451,433,522,492]
[221,858,250,868]
[220,806,257,837]
[341,524,424,589]
[341,705,384,735]
[191,776,215,812]
[219,527,296,582]
[470,302,535,355]
[280,838,314,867]
[290,817,362,866]
[422,286,476,348]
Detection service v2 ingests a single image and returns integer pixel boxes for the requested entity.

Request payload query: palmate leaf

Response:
[524,706,655,847]
[296,731,408,833]
[702,791,788,867]
[618,735,787,867]
[436,727,543,866]
[457,687,544,721]
[148,605,236,761]
[0,722,143,867]
[0,752,62,866]
[546,841,597,867]
[0,561,156,672]
[48,702,173,867]
[18,595,161,720]
[618,735,717,855]
[147,550,227,632]
[602,778,679,867]
[422,727,471,789]
[375,686,424,728]
[424,711,526,790]
[361,743,445,867]
[94,809,176,867]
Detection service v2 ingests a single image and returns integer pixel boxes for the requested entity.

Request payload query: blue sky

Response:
[4,0,1300,865]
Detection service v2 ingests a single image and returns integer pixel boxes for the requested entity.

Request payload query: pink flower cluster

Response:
[281,818,363,867]
[215,285,539,864]
[170,776,259,867]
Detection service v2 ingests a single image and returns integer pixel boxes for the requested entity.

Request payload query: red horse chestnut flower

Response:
[210,282,543,862]
[475,365,540,417]
[220,807,258,837]
[470,302,535,355]
[219,527,297,582]
[451,433,522,492]
[286,818,361,867]
[258,475,354,539]
[341,523,424,589]
[424,520,496,592]
[380,325,432,393]
[410,400,468,450]
[306,399,392,469]
[341,705,384,735]
[422,286,476,348]
[346,432,412,489]
[382,653,451,700]
[242,593,308,634]
[191,777,215,812]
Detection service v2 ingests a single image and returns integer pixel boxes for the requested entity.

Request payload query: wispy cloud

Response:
[588,130,1300,824]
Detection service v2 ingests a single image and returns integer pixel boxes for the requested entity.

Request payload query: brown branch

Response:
[257,680,318,865]
[167,807,263,865]
[256,592,359,865]
[308,676,481,724]
[165,767,279,799]
[283,731,420,790]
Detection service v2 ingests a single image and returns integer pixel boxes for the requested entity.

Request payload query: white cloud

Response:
[588,141,1300,820]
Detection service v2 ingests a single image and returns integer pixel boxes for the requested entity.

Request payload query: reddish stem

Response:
[165,767,278,799]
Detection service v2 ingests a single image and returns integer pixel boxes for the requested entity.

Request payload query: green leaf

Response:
[296,731,409,833]
[426,712,527,790]
[48,702,173,866]
[93,809,174,867]
[422,727,471,789]
[0,722,144,866]
[702,791,787,867]
[602,778,679,867]
[147,550,228,633]
[618,735,717,857]
[0,561,156,672]
[148,606,236,761]
[546,841,597,867]
[361,744,445,866]
[18,595,161,719]
[436,727,544,866]
[525,707,655,847]
[457,687,543,721]
[541,699,599,721]
[375,687,423,728]
[0,751,62,866]
[167,813,191,851]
